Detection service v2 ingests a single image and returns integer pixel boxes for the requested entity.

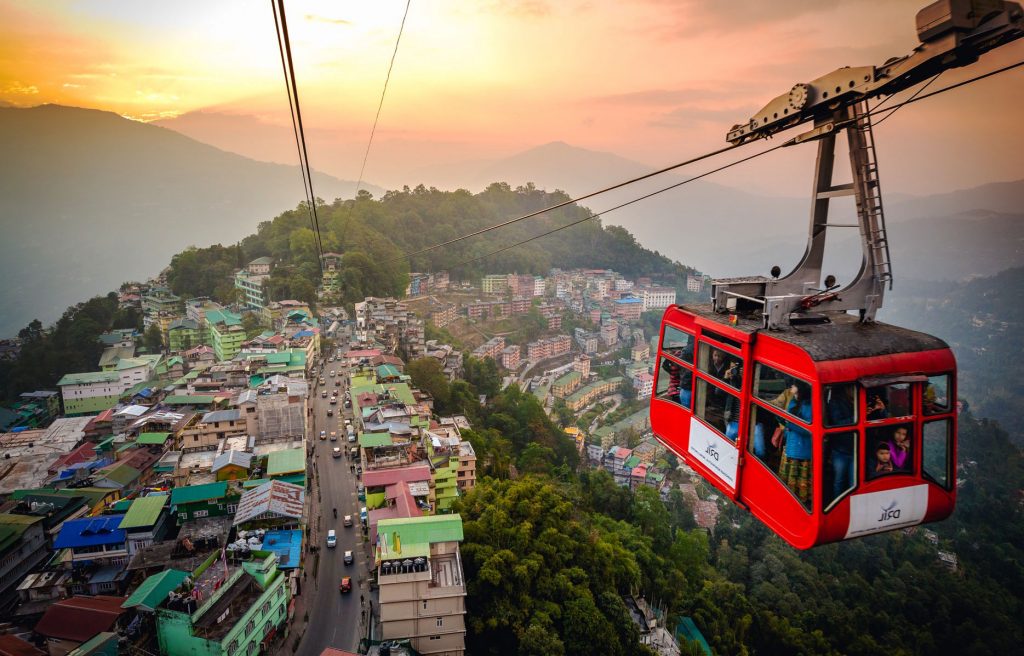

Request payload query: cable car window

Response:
[823,383,857,427]
[661,326,694,364]
[695,379,739,440]
[700,329,742,351]
[922,420,952,489]
[823,431,857,511]
[754,364,813,422]
[698,343,743,391]
[656,357,692,409]
[866,423,913,478]
[866,382,912,421]
[747,403,812,510]
[923,375,951,415]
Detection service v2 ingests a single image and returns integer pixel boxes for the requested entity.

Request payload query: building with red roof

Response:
[34,595,125,655]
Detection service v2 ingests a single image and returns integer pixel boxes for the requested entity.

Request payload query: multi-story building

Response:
[480,275,508,295]
[0,513,48,603]
[155,553,290,656]
[262,300,311,329]
[471,337,505,361]
[600,321,619,347]
[564,377,624,412]
[114,354,162,391]
[574,330,600,354]
[206,309,246,361]
[178,409,246,452]
[377,515,467,655]
[355,297,425,359]
[500,345,521,370]
[432,304,458,328]
[572,354,591,378]
[551,371,582,398]
[234,270,268,312]
[456,442,476,493]
[58,372,122,415]
[510,297,532,314]
[142,286,181,329]
[613,297,644,322]
[532,276,546,297]
[167,318,203,352]
[632,371,654,399]
[546,314,562,331]
[686,274,705,294]
[640,286,677,312]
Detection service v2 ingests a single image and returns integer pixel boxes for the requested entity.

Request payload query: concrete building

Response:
[155,553,290,656]
[640,286,677,312]
[58,372,121,416]
[455,442,476,493]
[234,270,269,312]
[572,354,591,378]
[551,371,582,398]
[377,515,467,655]
[0,513,48,604]
[632,371,654,400]
[480,275,508,295]
[686,274,705,294]
[471,337,505,361]
[206,309,246,362]
[355,297,426,359]
[167,318,203,353]
[499,345,521,370]
[431,304,458,329]
[613,297,644,322]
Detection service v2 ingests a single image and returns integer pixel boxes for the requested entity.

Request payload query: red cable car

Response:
[640,0,1024,546]
[651,305,956,549]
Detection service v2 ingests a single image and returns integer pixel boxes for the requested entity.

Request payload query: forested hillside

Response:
[884,266,1024,443]
[167,183,696,308]
[446,366,1024,656]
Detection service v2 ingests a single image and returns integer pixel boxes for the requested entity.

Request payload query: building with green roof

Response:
[206,309,245,361]
[0,513,48,598]
[136,432,171,446]
[376,514,466,654]
[266,448,305,479]
[168,318,204,353]
[123,569,189,612]
[169,482,239,524]
[120,495,170,554]
[57,371,121,415]
[551,371,582,398]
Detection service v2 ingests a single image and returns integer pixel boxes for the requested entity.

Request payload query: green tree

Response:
[408,357,451,411]
[143,323,163,352]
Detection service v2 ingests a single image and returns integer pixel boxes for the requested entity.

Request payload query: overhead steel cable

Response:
[273,0,326,273]
[271,0,321,265]
[871,71,942,127]
[392,56,1024,270]
[435,56,1024,272]
[385,142,741,265]
[352,0,412,203]
[441,142,787,272]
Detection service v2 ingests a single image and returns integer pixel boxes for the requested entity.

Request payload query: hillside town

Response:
[0,256,721,656]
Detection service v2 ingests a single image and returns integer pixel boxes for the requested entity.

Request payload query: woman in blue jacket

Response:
[779,391,813,505]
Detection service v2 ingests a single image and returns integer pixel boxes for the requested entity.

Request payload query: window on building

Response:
[245,620,255,636]
[228,640,238,655]
[436,617,443,627]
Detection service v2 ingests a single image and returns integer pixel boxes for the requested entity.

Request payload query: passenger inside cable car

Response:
[650,306,958,548]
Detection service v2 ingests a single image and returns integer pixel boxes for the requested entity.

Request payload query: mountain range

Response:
[2,104,1022,338]
[0,105,378,338]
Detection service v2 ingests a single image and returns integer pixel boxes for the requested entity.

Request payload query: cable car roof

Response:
[681,305,949,362]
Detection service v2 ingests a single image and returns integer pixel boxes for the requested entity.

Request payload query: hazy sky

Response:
[2,0,1023,196]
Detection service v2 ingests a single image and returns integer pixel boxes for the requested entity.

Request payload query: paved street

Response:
[296,354,373,656]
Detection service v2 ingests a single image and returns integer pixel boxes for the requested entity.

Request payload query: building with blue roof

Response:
[53,515,130,587]
[261,529,302,570]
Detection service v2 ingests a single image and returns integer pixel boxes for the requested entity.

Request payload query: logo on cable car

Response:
[845,484,928,539]
[688,417,738,490]
[877,501,901,523]
[705,444,720,462]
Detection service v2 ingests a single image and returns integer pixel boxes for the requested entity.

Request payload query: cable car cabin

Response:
[650,304,957,549]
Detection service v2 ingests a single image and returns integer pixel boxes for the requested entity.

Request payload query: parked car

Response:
[343,550,353,565]
[327,530,337,548]
[344,514,353,527]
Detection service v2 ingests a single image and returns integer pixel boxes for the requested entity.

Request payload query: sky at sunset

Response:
[2,0,1023,197]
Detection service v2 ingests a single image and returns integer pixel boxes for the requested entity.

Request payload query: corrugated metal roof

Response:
[53,516,126,549]
[57,371,120,386]
[135,432,170,445]
[377,514,463,551]
[266,448,304,476]
[118,495,167,529]
[169,481,228,505]
[201,409,241,423]
[232,480,304,525]
[33,596,125,642]
[121,569,188,611]
[212,450,252,472]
